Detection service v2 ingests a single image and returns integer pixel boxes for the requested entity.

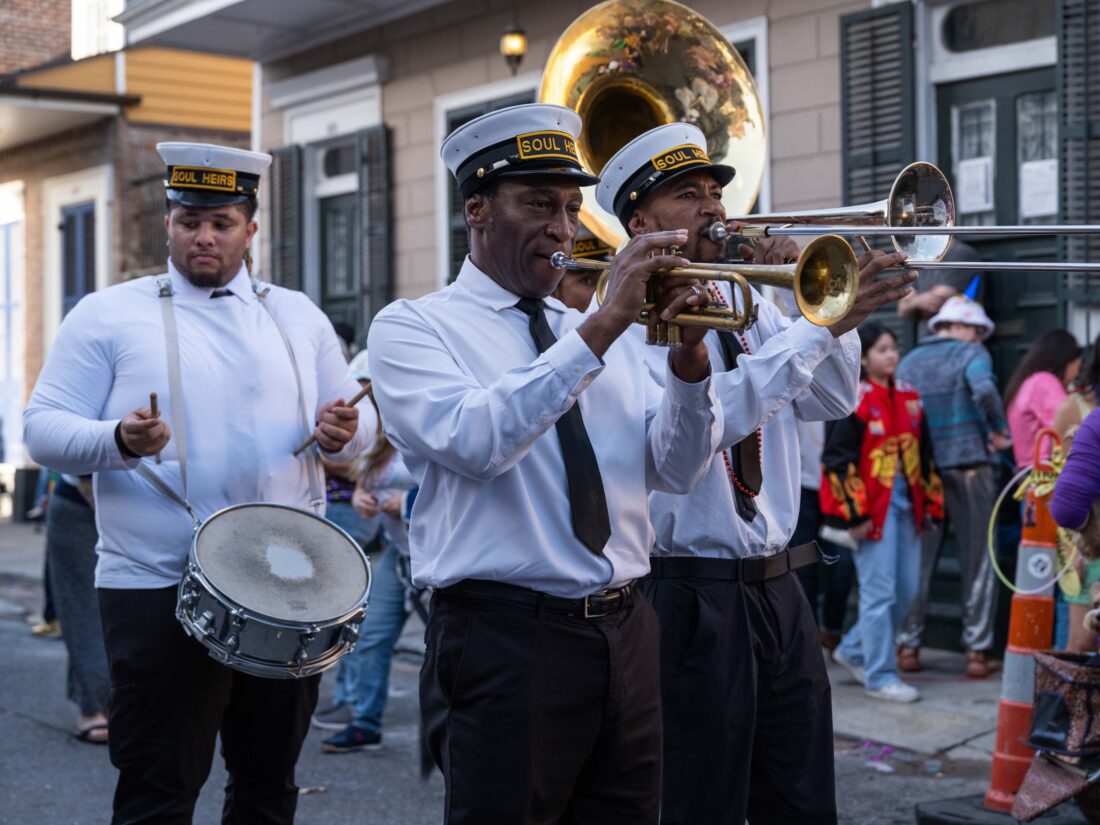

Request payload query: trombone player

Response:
[596,123,917,824]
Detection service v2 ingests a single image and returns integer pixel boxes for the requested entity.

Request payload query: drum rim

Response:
[186,501,372,626]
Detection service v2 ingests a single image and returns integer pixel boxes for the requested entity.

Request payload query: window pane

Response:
[1017,90,1058,224]
[323,143,357,178]
[942,0,1054,52]
[62,213,78,300]
[953,100,997,226]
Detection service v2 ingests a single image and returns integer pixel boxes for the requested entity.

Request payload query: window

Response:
[60,202,95,317]
[942,0,1054,53]
[443,90,535,283]
[71,0,124,60]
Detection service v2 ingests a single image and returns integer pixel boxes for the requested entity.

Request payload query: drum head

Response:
[195,504,368,623]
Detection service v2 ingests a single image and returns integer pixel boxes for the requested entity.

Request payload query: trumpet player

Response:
[596,123,918,825]
[367,104,723,824]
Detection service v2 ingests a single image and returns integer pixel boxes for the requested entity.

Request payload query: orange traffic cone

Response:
[985,429,1062,812]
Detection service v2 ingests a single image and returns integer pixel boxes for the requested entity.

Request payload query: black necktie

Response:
[715,330,762,522]
[515,298,612,555]
[210,288,233,299]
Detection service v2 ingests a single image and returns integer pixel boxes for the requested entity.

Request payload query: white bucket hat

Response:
[928,295,995,341]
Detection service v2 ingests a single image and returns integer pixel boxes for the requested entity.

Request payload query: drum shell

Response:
[175,503,372,679]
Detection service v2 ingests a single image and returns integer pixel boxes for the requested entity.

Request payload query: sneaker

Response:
[866,680,920,703]
[29,619,61,639]
[310,703,352,731]
[321,724,383,754]
[831,648,865,686]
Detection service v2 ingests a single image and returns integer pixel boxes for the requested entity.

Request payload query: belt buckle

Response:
[583,589,615,619]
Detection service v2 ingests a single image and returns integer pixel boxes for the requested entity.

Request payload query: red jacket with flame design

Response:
[819,378,943,541]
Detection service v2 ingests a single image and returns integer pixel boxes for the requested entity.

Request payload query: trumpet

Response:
[708,161,1100,263]
[549,235,860,345]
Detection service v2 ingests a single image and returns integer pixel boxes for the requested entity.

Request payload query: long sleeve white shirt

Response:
[367,257,721,598]
[642,281,861,559]
[24,261,373,588]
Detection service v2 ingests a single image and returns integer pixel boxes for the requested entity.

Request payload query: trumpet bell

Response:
[795,235,860,327]
[888,162,955,261]
[540,0,766,247]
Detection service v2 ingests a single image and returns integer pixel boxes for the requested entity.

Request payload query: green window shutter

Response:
[357,124,392,341]
[1058,0,1100,312]
[841,1,915,206]
[269,145,302,291]
[840,1,916,346]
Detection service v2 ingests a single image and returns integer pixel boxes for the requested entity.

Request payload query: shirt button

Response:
[575,366,583,374]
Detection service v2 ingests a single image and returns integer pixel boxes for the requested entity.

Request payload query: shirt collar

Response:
[454,256,568,315]
[166,259,255,304]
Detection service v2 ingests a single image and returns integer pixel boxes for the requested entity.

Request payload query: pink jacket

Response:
[1007,371,1067,468]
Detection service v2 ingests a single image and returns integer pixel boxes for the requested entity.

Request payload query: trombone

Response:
[708,161,1100,264]
[550,235,860,346]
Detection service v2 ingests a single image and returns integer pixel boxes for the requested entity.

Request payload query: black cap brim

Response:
[166,188,253,209]
[465,166,600,197]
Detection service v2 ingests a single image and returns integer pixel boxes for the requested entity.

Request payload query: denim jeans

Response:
[325,502,382,708]
[836,480,922,690]
[345,543,411,733]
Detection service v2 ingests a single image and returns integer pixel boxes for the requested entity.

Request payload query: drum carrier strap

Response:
[134,276,326,525]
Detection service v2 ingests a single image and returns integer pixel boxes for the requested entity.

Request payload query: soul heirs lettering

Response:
[516,131,579,162]
[169,167,238,192]
[650,145,709,172]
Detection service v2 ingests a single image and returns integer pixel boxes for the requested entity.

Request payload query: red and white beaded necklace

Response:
[707,281,763,498]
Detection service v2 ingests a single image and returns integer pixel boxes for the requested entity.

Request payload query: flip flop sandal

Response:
[75,723,108,745]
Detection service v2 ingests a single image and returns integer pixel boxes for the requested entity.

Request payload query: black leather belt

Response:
[646,542,820,583]
[437,579,633,619]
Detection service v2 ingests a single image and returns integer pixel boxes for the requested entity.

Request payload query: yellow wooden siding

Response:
[17,54,115,94]
[125,48,251,132]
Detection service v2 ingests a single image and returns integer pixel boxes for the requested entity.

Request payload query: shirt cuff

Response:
[664,359,714,403]
[104,419,141,470]
[544,328,605,396]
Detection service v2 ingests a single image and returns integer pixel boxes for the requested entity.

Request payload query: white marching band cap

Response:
[596,122,735,228]
[441,103,599,199]
[928,294,996,341]
[157,142,272,208]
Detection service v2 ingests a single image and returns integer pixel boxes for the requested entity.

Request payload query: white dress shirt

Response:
[643,281,861,559]
[367,257,721,598]
[24,261,373,588]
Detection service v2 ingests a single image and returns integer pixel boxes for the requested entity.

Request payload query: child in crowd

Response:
[822,322,943,703]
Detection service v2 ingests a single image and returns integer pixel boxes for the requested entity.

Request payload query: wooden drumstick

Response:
[292,382,372,457]
[150,392,162,464]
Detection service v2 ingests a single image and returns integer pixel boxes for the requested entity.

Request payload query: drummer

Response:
[23,142,371,825]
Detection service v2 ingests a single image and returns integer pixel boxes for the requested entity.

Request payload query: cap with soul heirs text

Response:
[596,123,735,228]
[157,142,272,208]
[442,103,600,199]
[569,228,613,266]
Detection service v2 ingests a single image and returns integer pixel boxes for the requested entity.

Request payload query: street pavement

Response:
[1,517,995,824]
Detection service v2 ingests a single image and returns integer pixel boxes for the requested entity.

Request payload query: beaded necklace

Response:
[708,281,763,498]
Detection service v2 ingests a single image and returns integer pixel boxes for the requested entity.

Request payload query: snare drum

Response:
[176,503,372,679]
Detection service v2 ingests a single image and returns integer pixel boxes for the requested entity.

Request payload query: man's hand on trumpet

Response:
[827,249,917,338]
[728,222,800,265]
[311,398,360,452]
[579,228,711,382]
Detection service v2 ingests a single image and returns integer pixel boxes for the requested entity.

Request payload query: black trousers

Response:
[98,587,320,825]
[639,570,836,825]
[420,588,662,825]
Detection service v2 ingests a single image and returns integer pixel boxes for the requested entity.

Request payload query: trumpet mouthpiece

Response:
[549,251,571,270]
[707,222,730,243]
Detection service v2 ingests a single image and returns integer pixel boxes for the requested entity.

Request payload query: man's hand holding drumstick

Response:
[117,394,172,459]
[294,383,370,456]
